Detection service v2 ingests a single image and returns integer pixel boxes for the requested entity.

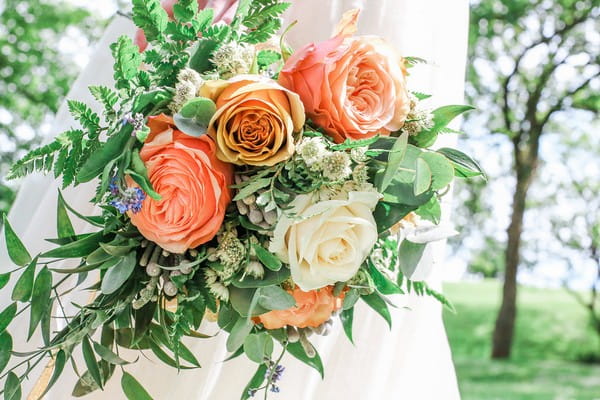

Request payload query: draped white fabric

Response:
[0,1,468,398]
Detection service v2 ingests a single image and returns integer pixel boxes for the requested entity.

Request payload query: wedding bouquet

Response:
[0,1,483,399]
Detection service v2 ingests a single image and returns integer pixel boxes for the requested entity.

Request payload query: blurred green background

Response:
[0,0,599,399]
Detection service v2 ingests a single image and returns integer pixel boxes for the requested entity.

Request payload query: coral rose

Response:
[278,9,410,143]
[202,76,305,166]
[257,286,343,329]
[128,114,233,254]
[270,191,380,291]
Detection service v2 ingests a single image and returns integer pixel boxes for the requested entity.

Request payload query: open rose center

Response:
[346,62,385,119]
[228,109,281,152]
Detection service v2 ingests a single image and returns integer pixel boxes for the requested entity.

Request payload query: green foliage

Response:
[2,214,31,266]
[121,372,154,400]
[132,0,169,42]
[236,1,291,44]
[111,35,143,91]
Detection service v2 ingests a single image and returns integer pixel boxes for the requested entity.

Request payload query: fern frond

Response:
[132,0,169,42]
[89,86,118,116]
[67,100,100,138]
[111,35,143,90]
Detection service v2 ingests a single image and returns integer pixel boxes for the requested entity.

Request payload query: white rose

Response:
[270,191,380,291]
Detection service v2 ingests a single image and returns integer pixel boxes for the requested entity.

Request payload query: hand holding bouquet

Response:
[1,1,483,399]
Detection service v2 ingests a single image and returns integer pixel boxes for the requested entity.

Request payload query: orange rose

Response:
[257,286,343,329]
[202,76,305,166]
[279,9,410,143]
[128,114,233,254]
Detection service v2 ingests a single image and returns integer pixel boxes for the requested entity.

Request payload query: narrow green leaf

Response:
[41,231,107,259]
[11,257,37,302]
[414,157,432,195]
[252,244,282,271]
[39,350,67,398]
[101,252,137,295]
[28,267,52,339]
[2,214,31,266]
[362,293,392,329]
[233,178,272,201]
[340,308,354,344]
[241,364,267,400]
[437,147,486,179]
[77,125,132,183]
[0,273,10,290]
[0,331,12,373]
[3,371,21,400]
[121,371,153,400]
[82,336,103,389]
[368,262,403,295]
[286,341,324,378]
[226,317,253,353]
[57,191,76,238]
[257,286,295,311]
[126,169,161,201]
[0,303,17,333]
[93,341,134,365]
[40,299,54,346]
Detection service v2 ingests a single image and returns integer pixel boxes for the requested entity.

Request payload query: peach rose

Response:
[257,287,343,329]
[202,76,305,166]
[278,9,410,143]
[128,114,233,254]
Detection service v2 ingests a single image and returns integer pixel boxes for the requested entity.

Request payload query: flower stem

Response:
[263,342,287,400]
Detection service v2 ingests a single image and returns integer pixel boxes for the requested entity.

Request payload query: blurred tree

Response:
[0,0,101,217]
[547,132,600,360]
[467,0,600,358]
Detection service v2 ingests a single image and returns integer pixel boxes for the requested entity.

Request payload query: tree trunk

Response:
[491,161,534,359]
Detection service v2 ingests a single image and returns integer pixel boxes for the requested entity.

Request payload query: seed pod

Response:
[146,263,161,277]
[249,209,263,225]
[287,326,300,343]
[236,200,249,215]
[299,331,316,358]
[180,263,193,275]
[263,210,277,225]
[313,323,325,335]
[242,194,256,205]
[140,242,156,266]
[163,281,178,297]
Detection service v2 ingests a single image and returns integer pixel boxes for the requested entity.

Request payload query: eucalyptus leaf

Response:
[421,152,454,191]
[252,244,282,271]
[342,289,360,310]
[28,267,52,339]
[257,286,296,310]
[226,317,253,353]
[11,257,37,302]
[2,214,31,266]
[121,372,154,400]
[0,303,16,334]
[414,157,432,195]
[437,147,486,179]
[101,252,137,295]
[380,132,408,192]
[397,240,427,277]
[243,332,274,363]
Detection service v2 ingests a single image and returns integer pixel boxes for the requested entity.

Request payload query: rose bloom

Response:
[135,0,237,52]
[270,191,380,291]
[257,286,343,329]
[202,76,305,166]
[278,9,410,143]
[128,114,233,254]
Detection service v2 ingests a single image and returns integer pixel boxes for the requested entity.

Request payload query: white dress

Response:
[0,1,468,398]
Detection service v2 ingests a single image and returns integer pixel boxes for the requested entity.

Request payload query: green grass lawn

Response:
[443,280,600,400]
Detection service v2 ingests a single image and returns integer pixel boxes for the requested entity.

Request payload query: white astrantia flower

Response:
[321,151,352,181]
[403,93,434,136]
[270,191,381,291]
[296,137,330,169]
[211,42,255,79]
